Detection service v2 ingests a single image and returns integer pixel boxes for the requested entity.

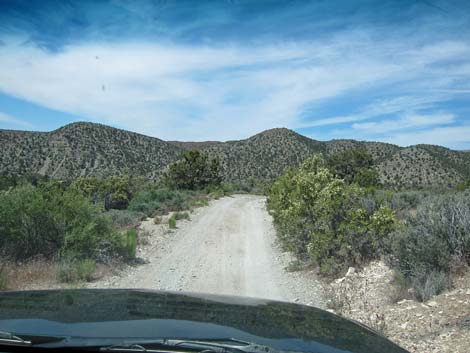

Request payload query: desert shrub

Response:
[72,177,104,203]
[267,155,396,276]
[57,260,75,283]
[73,176,138,210]
[103,176,136,210]
[208,189,224,199]
[138,229,151,243]
[0,266,7,290]
[327,149,380,188]
[456,179,470,191]
[388,190,470,300]
[0,183,124,262]
[128,187,185,216]
[285,259,309,272]
[190,197,209,208]
[229,178,271,195]
[387,190,427,212]
[220,182,236,194]
[168,214,177,229]
[199,198,209,206]
[205,183,231,196]
[76,259,96,282]
[0,184,61,260]
[58,259,96,283]
[0,175,19,191]
[389,271,412,303]
[174,211,190,221]
[57,189,122,260]
[107,209,144,229]
[362,189,429,220]
[125,229,137,259]
[412,270,449,302]
[164,150,222,190]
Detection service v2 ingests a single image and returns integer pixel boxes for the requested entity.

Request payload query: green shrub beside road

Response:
[268,152,470,301]
[58,259,96,283]
[388,191,470,300]
[0,183,124,262]
[267,155,396,276]
[125,229,138,259]
[168,214,177,229]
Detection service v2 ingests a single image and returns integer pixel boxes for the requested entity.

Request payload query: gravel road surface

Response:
[91,195,325,307]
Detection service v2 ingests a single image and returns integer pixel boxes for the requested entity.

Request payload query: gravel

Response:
[89,194,326,308]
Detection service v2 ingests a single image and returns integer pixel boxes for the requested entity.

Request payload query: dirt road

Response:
[91,195,324,307]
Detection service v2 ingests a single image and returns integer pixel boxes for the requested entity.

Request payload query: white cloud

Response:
[297,94,455,128]
[352,112,455,134]
[0,34,469,140]
[384,125,470,148]
[0,111,33,128]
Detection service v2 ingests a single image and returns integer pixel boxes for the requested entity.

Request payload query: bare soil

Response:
[325,261,470,353]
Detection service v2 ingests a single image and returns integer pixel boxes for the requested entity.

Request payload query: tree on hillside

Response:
[164,150,222,190]
[327,149,380,187]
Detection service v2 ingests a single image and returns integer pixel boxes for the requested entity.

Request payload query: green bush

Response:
[128,187,185,216]
[58,259,96,283]
[164,150,222,190]
[456,179,470,191]
[267,155,396,276]
[388,190,470,300]
[327,149,380,187]
[125,229,137,259]
[73,176,139,210]
[168,214,177,229]
[0,183,124,262]
[61,215,120,260]
[412,270,449,302]
[76,259,96,282]
[57,260,76,283]
[107,209,145,229]
[174,211,190,221]
[0,267,7,290]
[0,184,60,260]
[190,197,209,208]
[209,189,224,199]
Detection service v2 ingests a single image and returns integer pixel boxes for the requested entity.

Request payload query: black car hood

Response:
[0,289,407,353]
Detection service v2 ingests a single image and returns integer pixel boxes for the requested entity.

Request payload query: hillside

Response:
[167,140,224,150]
[203,128,326,182]
[0,122,184,179]
[1,122,469,187]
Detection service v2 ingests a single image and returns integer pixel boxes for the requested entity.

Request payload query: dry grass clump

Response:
[1,258,59,290]
[0,257,121,290]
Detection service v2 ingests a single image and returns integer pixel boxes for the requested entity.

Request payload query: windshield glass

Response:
[0,1,469,353]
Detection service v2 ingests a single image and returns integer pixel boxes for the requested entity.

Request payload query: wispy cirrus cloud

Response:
[0,111,33,128]
[0,34,399,139]
[1,33,469,142]
[383,125,470,149]
[297,95,454,128]
[0,0,469,148]
[352,112,455,134]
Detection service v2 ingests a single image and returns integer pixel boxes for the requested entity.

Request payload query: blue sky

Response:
[0,0,470,148]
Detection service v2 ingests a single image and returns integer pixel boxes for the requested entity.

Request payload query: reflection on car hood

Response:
[0,289,408,353]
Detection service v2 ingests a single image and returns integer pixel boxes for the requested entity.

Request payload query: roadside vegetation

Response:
[0,150,227,289]
[267,149,470,302]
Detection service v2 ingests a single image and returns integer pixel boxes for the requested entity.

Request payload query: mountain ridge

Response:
[1,121,469,188]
